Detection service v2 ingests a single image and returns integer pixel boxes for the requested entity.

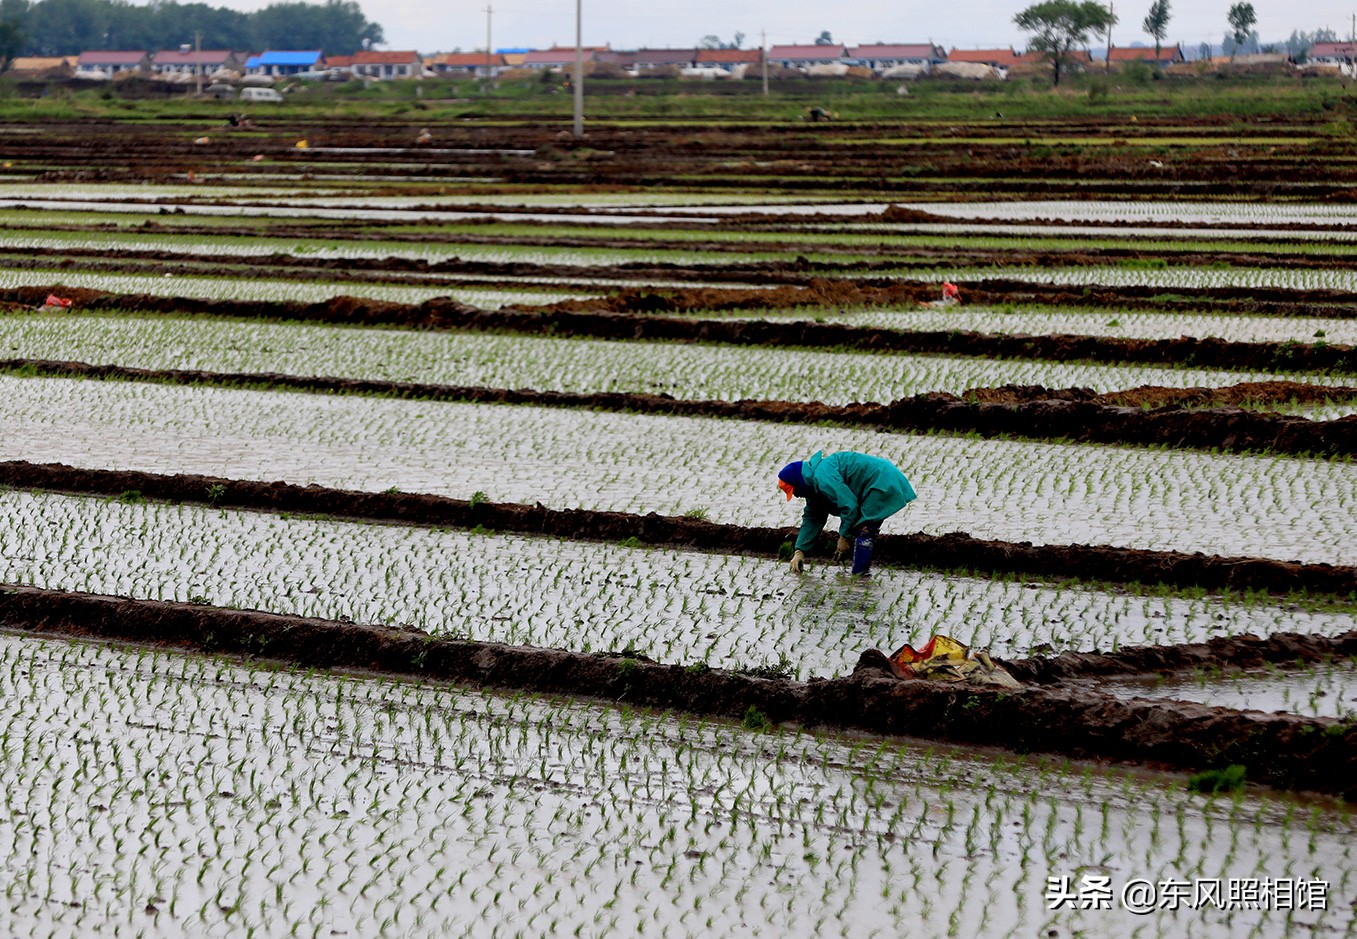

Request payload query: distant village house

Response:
[150,49,247,79]
[766,44,848,69]
[849,44,945,72]
[347,51,423,79]
[74,51,150,79]
[1104,45,1186,68]
[245,51,325,77]
[425,53,505,78]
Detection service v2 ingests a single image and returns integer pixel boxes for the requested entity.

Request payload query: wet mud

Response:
[5,358,1354,458]
[1002,629,1357,685]
[2,459,1354,599]
[6,114,1357,201]
[0,583,1351,798]
[22,234,1357,279]
[971,380,1357,408]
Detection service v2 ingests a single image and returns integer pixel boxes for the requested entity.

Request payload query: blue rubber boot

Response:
[851,526,879,575]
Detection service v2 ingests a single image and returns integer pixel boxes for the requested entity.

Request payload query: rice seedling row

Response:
[6,312,1345,407]
[0,268,594,308]
[820,221,1357,245]
[1288,402,1357,421]
[1,376,1352,566]
[1,630,1347,936]
[889,200,1357,227]
[9,489,1353,677]
[0,230,817,268]
[21,219,1357,264]
[710,305,1357,346]
[0,198,726,228]
[950,263,1357,293]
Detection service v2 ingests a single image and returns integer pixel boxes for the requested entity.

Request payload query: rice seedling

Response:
[3,312,1347,407]
[0,267,593,308]
[0,376,1351,566]
[1,490,1352,680]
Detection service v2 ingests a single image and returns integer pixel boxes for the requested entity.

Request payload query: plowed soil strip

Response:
[1,584,1350,797]
[3,460,1355,599]
[510,300,1357,373]
[6,283,1353,374]
[533,279,1357,321]
[26,236,1357,274]
[1002,630,1357,685]
[6,358,1354,457]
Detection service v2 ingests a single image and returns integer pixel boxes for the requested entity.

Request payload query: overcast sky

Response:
[211,0,1357,53]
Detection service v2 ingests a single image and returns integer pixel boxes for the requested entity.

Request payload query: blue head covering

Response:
[778,460,806,498]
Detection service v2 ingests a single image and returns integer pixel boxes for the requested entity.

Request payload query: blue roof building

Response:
[245,51,324,76]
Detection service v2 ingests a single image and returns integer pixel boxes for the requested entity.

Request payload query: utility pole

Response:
[761,30,768,96]
[485,3,493,88]
[194,30,202,96]
[573,0,584,138]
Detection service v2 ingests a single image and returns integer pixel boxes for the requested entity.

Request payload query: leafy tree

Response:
[248,0,382,53]
[0,19,21,71]
[1141,0,1170,58]
[24,0,109,56]
[1284,27,1335,63]
[1227,1,1255,59]
[814,30,833,46]
[1222,28,1257,60]
[0,0,24,70]
[699,32,745,51]
[1014,0,1116,85]
[12,0,383,56]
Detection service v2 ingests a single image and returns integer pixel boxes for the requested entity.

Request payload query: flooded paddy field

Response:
[0,111,1354,934]
[1,631,1348,937]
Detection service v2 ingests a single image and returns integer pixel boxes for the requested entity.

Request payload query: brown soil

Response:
[34,235,1357,273]
[6,358,1354,458]
[1,583,1351,798]
[6,114,1357,201]
[1001,629,1357,684]
[959,380,1357,407]
[2,459,1354,599]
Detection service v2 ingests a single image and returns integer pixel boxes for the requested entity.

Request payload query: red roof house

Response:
[948,48,1025,69]
[849,43,945,70]
[75,50,150,78]
[1106,45,1186,66]
[150,49,246,77]
[767,44,846,67]
[521,47,607,68]
[347,50,423,79]
[426,52,505,76]
[695,48,762,71]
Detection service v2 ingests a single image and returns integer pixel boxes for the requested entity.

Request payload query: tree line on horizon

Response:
[1015,0,1343,85]
[0,0,384,63]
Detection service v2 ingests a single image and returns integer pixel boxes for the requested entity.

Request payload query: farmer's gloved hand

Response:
[834,536,852,562]
[789,550,805,574]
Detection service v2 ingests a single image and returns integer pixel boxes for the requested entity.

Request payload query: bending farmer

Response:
[777,450,916,576]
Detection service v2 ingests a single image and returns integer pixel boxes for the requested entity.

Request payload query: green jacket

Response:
[795,450,917,552]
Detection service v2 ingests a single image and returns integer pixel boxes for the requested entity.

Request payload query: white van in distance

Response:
[239,87,284,103]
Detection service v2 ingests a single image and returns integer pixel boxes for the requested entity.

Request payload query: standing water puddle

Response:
[1090,660,1357,720]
